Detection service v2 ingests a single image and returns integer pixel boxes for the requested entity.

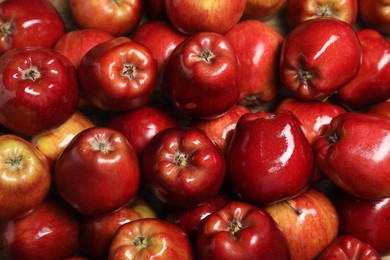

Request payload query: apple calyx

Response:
[5,154,24,172]
[284,200,303,215]
[198,50,216,64]
[21,67,41,82]
[133,235,148,250]
[317,5,333,18]
[228,218,243,235]
[327,132,339,145]
[297,69,313,86]
[0,21,15,37]
[89,135,114,154]
[174,151,189,167]
[122,63,137,80]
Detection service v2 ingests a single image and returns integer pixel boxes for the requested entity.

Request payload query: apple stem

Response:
[5,155,24,172]
[296,69,313,86]
[174,152,189,167]
[228,218,243,235]
[198,50,216,63]
[284,200,303,215]
[122,64,137,80]
[0,21,14,36]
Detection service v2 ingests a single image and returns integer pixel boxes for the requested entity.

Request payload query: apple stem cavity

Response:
[228,218,243,235]
[21,68,41,82]
[328,132,339,144]
[122,64,137,80]
[5,154,24,172]
[198,50,216,64]
[90,135,114,154]
[284,200,303,215]
[133,235,148,249]
[0,21,14,36]
[174,152,189,167]
[296,69,313,86]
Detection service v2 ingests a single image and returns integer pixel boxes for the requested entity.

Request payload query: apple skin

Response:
[108,218,195,259]
[336,29,390,110]
[226,110,314,206]
[0,134,51,221]
[358,0,390,34]
[243,0,287,20]
[279,17,361,101]
[0,47,80,137]
[190,104,251,155]
[54,126,141,216]
[335,192,390,256]
[0,0,65,53]
[313,112,390,200]
[78,37,158,112]
[164,0,247,35]
[369,100,390,118]
[70,0,142,36]
[225,19,283,106]
[317,234,381,260]
[79,196,158,260]
[53,28,114,69]
[163,32,240,119]
[30,111,95,168]
[286,0,358,28]
[264,188,339,260]
[196,200,290,260]
[2,197,80,260]
[141,127,226,209]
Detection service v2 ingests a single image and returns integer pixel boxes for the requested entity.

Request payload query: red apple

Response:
[78,37,158,112]
[54,126,140,216]
[243,0,287,20]
[286,0,358,28]
[196,200,290,260]
[0,134,51,221]
[0,0,65,53]
[225,19,284,106]
[358,0,390,34]
[369,100,390,118]
[335,192,390,256]
[163,32,240,119]
[190,104,251,155]
[0,47,79,136]
[141,127,226,209]
[227,110,314,206]
[30,111,95,168]
[313,112,390,200]
[317,235,381,260]
[164,0,247,35]
[108,104,180,157]
[264,188,339,260]
[53,28,114,69]
[108,218,194,259]
[2,197,80,260]
[79,196,158,260]
[279,17,361,101]
[69,0,142,36]
[336,29,390,110]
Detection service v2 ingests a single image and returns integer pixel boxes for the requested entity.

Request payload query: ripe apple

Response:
[196,200,290,259]
[141,127,226,209]
[279,17,361,101]
[243,0,287,20]
[52,28,114,69]
[54,127,141,216]
[30,111,95,168]
[108,218,194,259]
[317,234,381,259]
[225,19,284,106]
[2,197,80,260]
[369,100,390,118]
[164,32,240,119]
[79,196,158,260]
[358,0,390,34]
[264,188,339,260]
[164,0,247,35]
[286,0,358,28]
[190,104,251,155]
[0,47,79,136]
[0,0,65,53]
[313,112,390,200]
[227,110,314,206]
[78,37,158,112]
[335,192,390,256]
[0,134,51,221]
[108,104,179,157]
[336,29,390,110]
[69,0,142,36]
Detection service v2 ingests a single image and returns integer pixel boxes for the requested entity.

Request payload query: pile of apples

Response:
[0,0,389,259]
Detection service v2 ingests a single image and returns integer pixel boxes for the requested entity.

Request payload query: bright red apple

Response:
[264,188,339,260]
[54,126,141,216]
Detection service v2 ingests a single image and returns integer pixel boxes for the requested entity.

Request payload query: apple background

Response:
[0,0,390,259]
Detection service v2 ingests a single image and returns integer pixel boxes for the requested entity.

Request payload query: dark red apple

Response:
[369,100,390,118]
[358,0,390,34]
[243,0,287,20]
[143,0,166,19]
